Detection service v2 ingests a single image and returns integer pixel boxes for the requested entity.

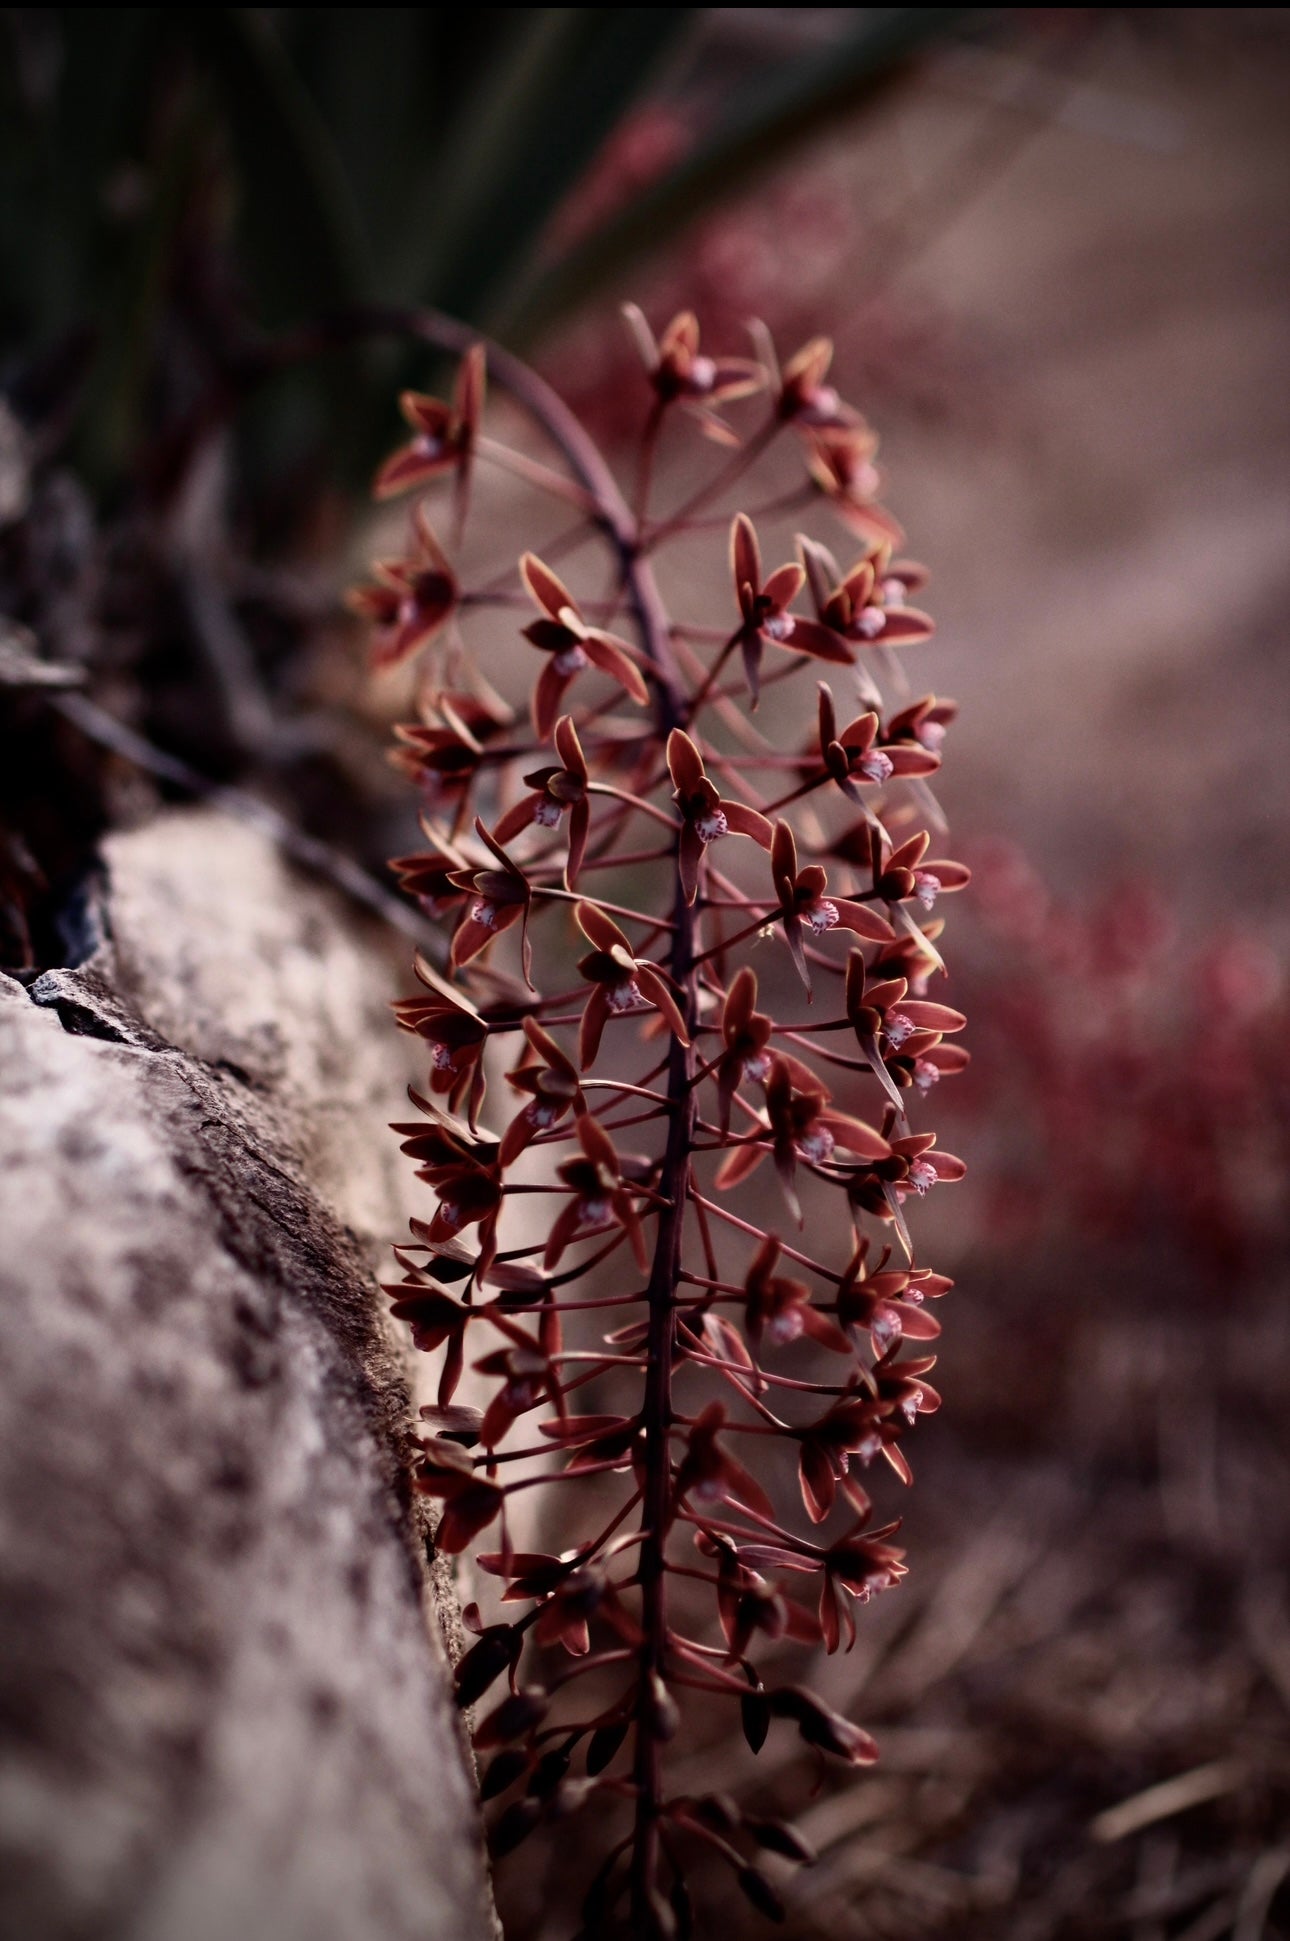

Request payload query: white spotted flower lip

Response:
[803,896,840,935]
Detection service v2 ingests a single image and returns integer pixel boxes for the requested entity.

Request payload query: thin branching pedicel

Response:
[355,309,970,1936]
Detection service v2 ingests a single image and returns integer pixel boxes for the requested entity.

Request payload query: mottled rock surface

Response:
[0,811,495,1941]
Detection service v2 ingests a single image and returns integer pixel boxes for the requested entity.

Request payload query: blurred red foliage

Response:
[946,838,1290,1279]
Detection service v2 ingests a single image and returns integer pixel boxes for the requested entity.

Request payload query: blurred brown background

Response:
[524,15,1290,1937]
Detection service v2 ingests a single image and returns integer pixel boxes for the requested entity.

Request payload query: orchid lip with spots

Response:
[360,307,971,1936]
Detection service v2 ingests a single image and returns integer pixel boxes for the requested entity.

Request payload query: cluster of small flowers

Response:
[352,310,969,1935]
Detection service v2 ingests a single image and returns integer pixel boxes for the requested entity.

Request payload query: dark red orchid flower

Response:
[799,536,935,652]
[393,1252,483,1404]
[695,1533,798,1660]
[479,1547,612,1658]
[842,949,968,1111]
[675,1402,773,1521]
[390,823,474,922]
[389,687,511,830]
[717,1053,889,1223]
[742,1234,851,1354]
[347,505,460,670]
[374,342,485,515]
[885,693,959,758]
[839,823,972,916]
[500,1017,585,1166]
[844,1122,967,1237]
[816,1520,907,1652]
[903,1038,972,1096]
[872,1351,942,1482]
[804,423,907,550]
[381,1269,472,1357]
[393,1096,503,1283]
[495,715,591,888]
[574,901,689,1069]
[798,1350,942,1505]
[392,949,491,1120]
[711,967,772,1134]
[866,918,949,1001]
[474,1340,566,1449]
[447,818,534,988]
[888,1132,967,1203]
[835,1240,943,1358]
[520,554,649,739]
[759,330,860,434]
[728,513,853,707]
[816,684,942,802]
[733,1514,909,1654]
[770,819,893,995]
[760,1685,880,1767]
[544,1113,649,1272]
[795,1389,899,1523]
[413,1435,503,1554]
[666,728,772,904]
[623,305,763,440]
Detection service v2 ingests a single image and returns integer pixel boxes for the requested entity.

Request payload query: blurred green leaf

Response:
[0,6,975,496]
[192,8,369,321]
[0,8,156,335]
[505,6,974,341]
[396,8,696,325]
[282,9,439,276]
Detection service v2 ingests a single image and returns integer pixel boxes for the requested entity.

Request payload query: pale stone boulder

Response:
[0,811,495,1941]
